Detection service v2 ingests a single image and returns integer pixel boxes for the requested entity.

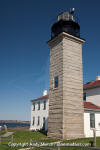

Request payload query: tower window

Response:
[54,76,59,88]
[33,103,35,111]
[33,117,35,125]
[38,102,40,110]
[37,116,40,126]
[90,113,95,128]
[83,92,86,101]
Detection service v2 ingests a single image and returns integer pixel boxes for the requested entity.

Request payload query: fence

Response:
[0,135,13,145]
[29,139,100,150]
[0,135,100,150]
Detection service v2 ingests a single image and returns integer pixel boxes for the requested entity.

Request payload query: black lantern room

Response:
[51,9,80,39]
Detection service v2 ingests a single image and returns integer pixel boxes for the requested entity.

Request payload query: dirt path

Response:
[1,132,13,137]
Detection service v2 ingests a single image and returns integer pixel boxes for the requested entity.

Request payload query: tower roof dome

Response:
[51,9,80,39]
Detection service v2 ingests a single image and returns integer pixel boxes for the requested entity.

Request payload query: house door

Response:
[43,117,45,130]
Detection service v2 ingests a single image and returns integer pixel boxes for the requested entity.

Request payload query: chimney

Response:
[96,76,100,81]
[43,90,47,96]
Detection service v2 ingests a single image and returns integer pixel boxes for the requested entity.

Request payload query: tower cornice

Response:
[48,32,85,46]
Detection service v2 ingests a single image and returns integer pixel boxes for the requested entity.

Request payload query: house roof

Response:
[84,101,100,110]
[83,80,100,90]
[31,94,100,110]
[31,94,49,102]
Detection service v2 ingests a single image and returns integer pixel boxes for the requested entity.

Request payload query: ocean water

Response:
[0,122,30,128]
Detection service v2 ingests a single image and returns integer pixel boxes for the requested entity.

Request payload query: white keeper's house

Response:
[83,76,100,106]
[30,77,100,138]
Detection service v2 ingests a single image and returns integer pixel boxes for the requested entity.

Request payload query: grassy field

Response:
[0,128,100,150]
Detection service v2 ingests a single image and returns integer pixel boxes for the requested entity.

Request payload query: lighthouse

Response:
[48,9,85,139]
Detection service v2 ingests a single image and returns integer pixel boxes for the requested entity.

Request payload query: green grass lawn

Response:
[0,129,100,150]
[0,144,18,150]
[62,137,100,147]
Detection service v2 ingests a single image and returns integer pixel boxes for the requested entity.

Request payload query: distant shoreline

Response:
[0,120,30,124]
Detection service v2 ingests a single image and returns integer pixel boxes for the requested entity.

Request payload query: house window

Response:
[54,76,58,88]
[83,92,86,101]
[38,102,40,110]
[90,113,95,128]
[33,103,35,111]
[37,116,40,126]
[33,117,35,125]
[43,101,46,110]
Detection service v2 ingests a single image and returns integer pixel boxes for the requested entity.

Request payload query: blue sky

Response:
[0,0,100,121]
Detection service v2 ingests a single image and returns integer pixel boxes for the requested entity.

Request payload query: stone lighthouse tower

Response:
[48,9,85,139]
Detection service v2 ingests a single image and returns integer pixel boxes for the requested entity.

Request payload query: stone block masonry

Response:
[48,32,85,139]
